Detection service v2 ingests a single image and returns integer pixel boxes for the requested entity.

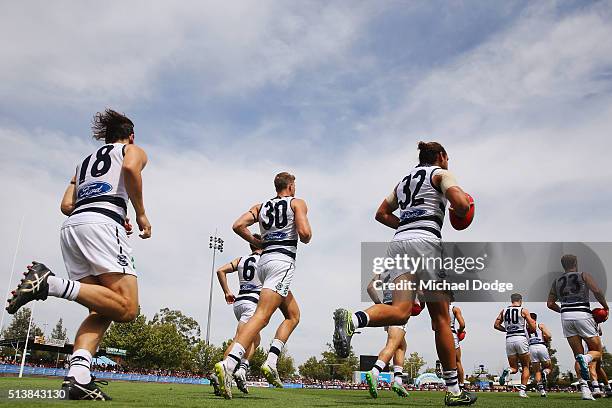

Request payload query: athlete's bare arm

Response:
[123,144,151,239]
[432,171,470,217]
[292,198,312,244]
[216,257,240,304]
[547,281,561,313]
[232,203,263,248]
[375,193,400,230]
[455,307,466,333]
[367,276,382,304]
[583,272,609,312]
[522,308,537,332]
[494,310,505,332]
[540,323,552,343]
[60,175,77,216]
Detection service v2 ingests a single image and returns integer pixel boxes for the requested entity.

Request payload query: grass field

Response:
[0,377,602,407]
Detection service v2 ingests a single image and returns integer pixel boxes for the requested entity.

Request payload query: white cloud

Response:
[0,1,373,105]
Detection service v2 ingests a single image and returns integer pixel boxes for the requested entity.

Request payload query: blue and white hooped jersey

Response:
[528,325,546,346]
[503,306,527,339]
[234,252,262,304]
[258,196,298,263]
[67,143,129,226]
[393,165,447,241]
[555,272,592,320]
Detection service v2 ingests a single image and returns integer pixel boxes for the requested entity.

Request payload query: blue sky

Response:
[1,0,611,376]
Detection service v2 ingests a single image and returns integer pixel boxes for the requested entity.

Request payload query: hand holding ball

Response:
[450,193,475,230]
[593,308,608,323]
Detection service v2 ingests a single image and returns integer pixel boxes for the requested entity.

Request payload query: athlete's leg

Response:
[390,335,409,397]
[72,273,139,323]
[378,327,405,364]
[582,336,603,363]
[517,352,530,397]
[426,292,461,396]
[264,291,300,371]
[507,355,519,374]
[359,274,414,327]
[225,322,260,360]
[69,274,136,386]
[455,346,464,386]
[532,361,542,383]
[426,292,455,371]
[272,291,301,343]
[73,274,137,351]
[393,337,407,368]
[223,289,282,371]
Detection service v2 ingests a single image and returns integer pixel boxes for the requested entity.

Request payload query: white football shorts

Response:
[233,300,257,323]
[562,318,598,338]
[529,344,550,363]
[60,222,136,281]
[258,259,295,297]
[505,338,529,357]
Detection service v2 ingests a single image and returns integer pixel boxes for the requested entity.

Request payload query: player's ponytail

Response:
[417,141,446,165]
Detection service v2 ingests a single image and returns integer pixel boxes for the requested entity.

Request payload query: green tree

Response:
[0,308,44,361]
[403,351,426,379]
[321,343,358,381]
[1,308,43,339]
[50,318,67,341]
[142,322,190,370]
[191,340,224,374]
[298,356,329,381]
[277,349,296,378]
[151,308,201,347]
[249,346,267,378]
[101,312,153,367]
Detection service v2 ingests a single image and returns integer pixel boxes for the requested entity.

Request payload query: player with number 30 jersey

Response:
[215,172,312,399]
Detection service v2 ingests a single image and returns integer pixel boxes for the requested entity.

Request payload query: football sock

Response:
[265,339,284,368]
[47,276,80,301]
[224,343,245,373]
[393,365,403,385]
[68,349,92,385]
[371,360,385,379]
[351,311,369,329]
[443,369,460,395]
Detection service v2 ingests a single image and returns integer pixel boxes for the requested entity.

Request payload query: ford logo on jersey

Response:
[400,208,427,221]
[77,181,113,200]
[264,231,288,241]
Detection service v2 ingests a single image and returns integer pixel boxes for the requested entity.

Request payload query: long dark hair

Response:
[92,109,134,144]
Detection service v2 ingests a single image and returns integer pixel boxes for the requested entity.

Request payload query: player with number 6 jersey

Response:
[215,172,311,399]
[6,109,151,400]
[213,236,263,395]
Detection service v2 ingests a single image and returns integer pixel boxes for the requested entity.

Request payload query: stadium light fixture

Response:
[205,233,223,345]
